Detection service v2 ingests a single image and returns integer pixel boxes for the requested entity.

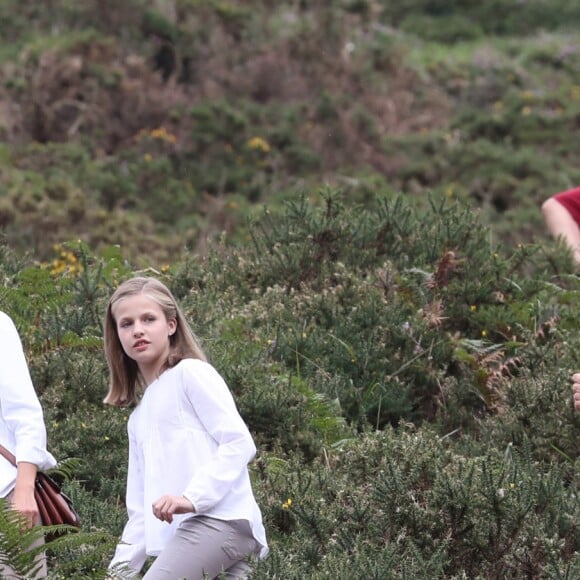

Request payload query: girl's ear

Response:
[168,319,177,336]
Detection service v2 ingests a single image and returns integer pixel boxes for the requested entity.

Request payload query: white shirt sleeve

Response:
[108,420,147,577]
[0,312,56,469]
[180,361,257,514]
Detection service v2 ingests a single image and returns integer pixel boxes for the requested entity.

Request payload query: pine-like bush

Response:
[0,189,578,577]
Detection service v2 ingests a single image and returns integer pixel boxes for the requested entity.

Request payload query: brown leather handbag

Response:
[0,444,81,531]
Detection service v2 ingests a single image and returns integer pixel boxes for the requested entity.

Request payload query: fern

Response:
[0,503,47,579]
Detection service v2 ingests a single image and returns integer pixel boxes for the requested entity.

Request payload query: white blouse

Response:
[0,312,56,498]
[109,358,268,575]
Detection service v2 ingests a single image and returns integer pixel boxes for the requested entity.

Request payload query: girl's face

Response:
[112,293,177,385]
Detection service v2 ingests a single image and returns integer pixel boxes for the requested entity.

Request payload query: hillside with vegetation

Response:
[0,1,579,578]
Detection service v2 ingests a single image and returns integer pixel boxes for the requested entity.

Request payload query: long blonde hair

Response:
[103,277,207,407]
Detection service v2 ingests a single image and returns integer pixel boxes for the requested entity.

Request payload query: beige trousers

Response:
[0,489,47,579]
[144,515,259,580]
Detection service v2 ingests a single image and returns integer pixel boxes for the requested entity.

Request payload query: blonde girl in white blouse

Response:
[103,277,267,579]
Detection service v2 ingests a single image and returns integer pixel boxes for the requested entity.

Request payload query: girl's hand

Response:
[152,494,195,523]
[573,373,580,411]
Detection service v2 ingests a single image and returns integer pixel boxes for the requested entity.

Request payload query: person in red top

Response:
[542,187,580,265]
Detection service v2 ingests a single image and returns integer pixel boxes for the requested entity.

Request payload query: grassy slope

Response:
[0,1,579,264]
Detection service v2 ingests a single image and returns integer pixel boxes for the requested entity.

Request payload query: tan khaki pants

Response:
[144,516,259,580]
[0,489,47,579]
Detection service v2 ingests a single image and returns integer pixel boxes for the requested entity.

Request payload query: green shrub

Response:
[1,185,579,577]
[252,428,580,578]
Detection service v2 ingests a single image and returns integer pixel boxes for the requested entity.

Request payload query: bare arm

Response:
[542,198,580,264]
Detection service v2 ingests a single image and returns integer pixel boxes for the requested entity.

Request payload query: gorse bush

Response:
[188,192,569,432]
[252,429,580,579]
[0,190,579,576]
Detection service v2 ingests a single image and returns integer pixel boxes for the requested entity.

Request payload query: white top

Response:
[0,311,56,498]
[109,358,268,575]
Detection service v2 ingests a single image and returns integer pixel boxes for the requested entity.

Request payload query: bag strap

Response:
[0,444,17,467]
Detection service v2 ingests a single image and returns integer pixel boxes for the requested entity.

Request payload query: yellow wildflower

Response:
[247,136,271,153]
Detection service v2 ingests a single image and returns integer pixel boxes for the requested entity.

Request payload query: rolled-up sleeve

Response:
[0,312,56,470]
